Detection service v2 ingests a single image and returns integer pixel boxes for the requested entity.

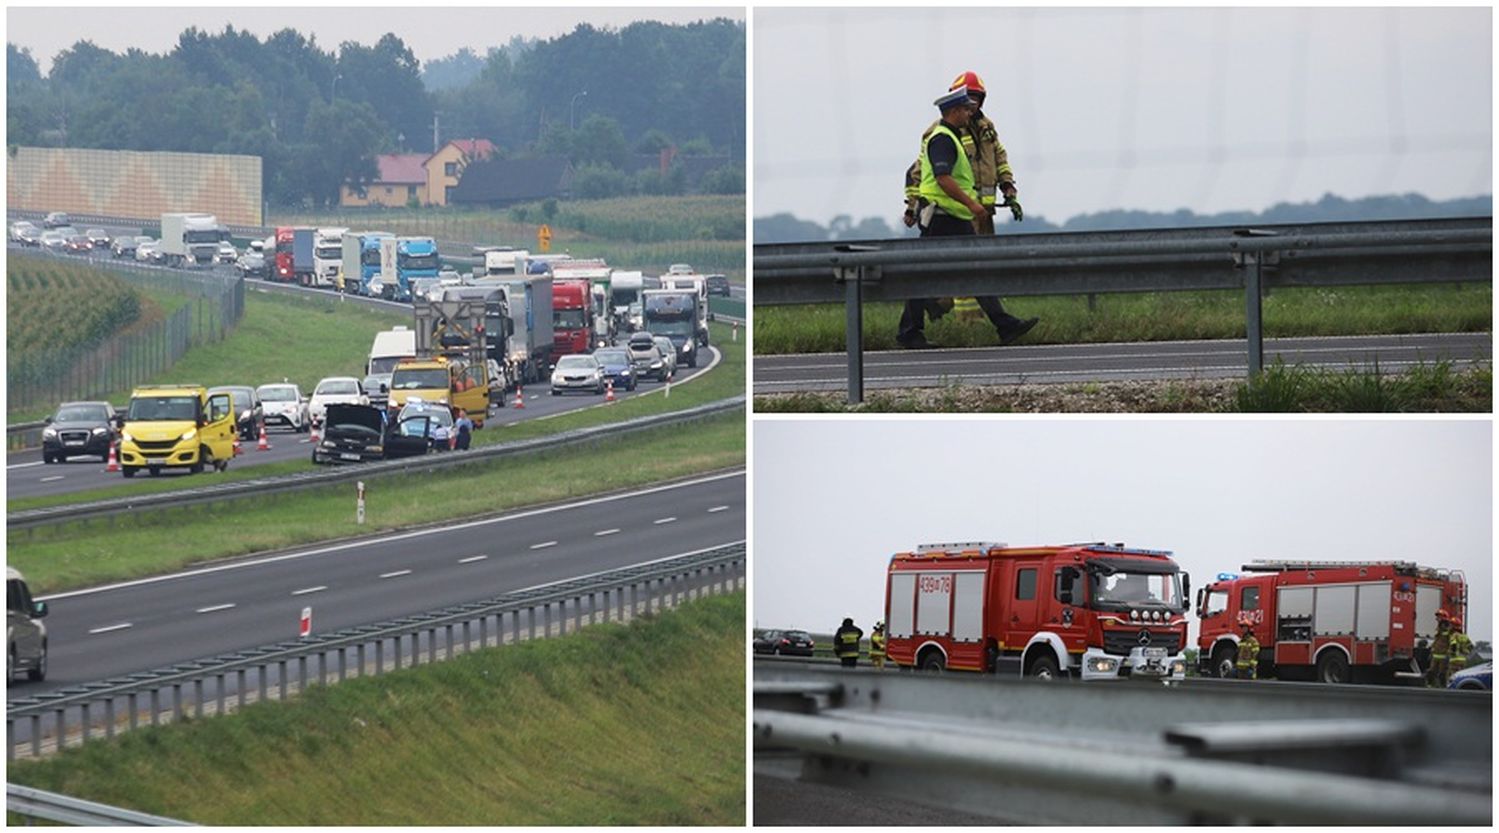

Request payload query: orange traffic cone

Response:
[105,441,120,473]
[514,384,525,409]
[605,379,615,402]
[309,420,320,443]
[257,423,271,451]
[233,437,243,457]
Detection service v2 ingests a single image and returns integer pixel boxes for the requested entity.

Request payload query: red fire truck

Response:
[1196,560,1467,685]
[884,542,1192,681]
[551,278,595,357]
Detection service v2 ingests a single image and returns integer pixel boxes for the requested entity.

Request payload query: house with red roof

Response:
[340,139,498,207]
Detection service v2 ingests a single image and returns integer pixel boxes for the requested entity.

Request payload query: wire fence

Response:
[7,253,245,414]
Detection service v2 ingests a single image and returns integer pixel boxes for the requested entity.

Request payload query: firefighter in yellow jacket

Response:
[1449,616,1473,676]
[1235,619,1260,680]
[869,621,888,669]
[1427,610,1453,688]
[834,617,864,668]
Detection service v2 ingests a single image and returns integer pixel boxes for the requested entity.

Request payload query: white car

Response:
[216,241,238,264]
[135,240,159,262]
[550,354,605,395]
[308,376,369,426]
[39,230,68,252]
[256,382,310,432]
[10,220,38,243]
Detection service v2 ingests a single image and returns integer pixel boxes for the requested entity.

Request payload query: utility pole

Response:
[432,113,440,154]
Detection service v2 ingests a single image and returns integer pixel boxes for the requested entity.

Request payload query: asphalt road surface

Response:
[10,470,744,700]
[6,342,722,501]
[753,332,1492,394]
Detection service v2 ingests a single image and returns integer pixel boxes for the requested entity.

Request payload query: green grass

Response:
[753,284,1492,354]
[8,592,746,825]
[9,411,744,594]
[754,361,1491,413]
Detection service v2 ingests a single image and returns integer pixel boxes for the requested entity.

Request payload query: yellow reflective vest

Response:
[918,123,978,222]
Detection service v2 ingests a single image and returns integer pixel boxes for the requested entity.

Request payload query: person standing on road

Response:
[1448,616,1473,677]
[1235,619,1260,680]
[1428,610,1454,687]
[834,617,864,668]
[869,621,888,669]
[898,84,1039,350]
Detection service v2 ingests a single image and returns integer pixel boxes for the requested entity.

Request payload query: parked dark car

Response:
[754,629,815,657]
[111,235,143,258]
[14,223,42,246]
[42,401,119,463]
[84,228,111,248]
[312,403,420,463]
[706,274,731,297]
[626,331,666,380]
[592,347,637,392]
[64,234,93,254]
[208,385,264,441]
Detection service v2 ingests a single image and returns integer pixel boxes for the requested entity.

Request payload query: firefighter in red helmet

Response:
[1427,609,1453,688]
[1234,613,1260,680]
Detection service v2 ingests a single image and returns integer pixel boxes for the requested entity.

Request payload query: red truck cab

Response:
[552,278,595,357]
[274,227,295,282]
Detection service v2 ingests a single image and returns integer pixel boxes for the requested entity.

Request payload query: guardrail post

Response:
[194,679,205,719]
[129,693,139,730]
[844,267,864,404]
[511,610,521,645]
[358,643,368,678]
[258,665,268,703]
[480,615,490,649]
[54,709,65,750]
[277,661,288,699]
[338,649,347,683]
[172,684,184,721]
[215,674,226,717]
[1233,229,1279,377]
[7,718,14,761]
[80,703,92,744]
[30,715,42,758]
[589,591,597,625]
[237,669,247,708]
[445,625,454,658]
[463,620,473,653]
[105,698,116,739]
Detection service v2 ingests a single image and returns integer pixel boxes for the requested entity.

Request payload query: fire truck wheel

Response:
[1027,654,1061,681]
[1211,644,1237,679]
[917,650,946,672]
[1316,650,1350,685]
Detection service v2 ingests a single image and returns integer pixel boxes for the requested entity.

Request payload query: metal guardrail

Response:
[8,543,745,760]
[753,217,1493,401]
[7,783,195,826]
[8,397,745,531]
[753,663,1491,825]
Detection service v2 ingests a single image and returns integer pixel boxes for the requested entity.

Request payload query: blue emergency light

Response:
[1216,572,1239,581]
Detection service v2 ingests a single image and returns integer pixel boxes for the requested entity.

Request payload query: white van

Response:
[8,567,48,682]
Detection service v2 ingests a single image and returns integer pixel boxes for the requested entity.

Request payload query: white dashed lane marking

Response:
[196,603,236,614]
[40,475,64,483]
[292,586,327,596]
[379,570,412,579]
[594,528,620,537]
[708,505,729,513]
[654,517,677,525]
[530,541,558,550]
[89,623,133,635]
[459,555,488,564]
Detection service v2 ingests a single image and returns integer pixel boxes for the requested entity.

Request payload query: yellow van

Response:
[118,385,237,477]
[388,357,489,427]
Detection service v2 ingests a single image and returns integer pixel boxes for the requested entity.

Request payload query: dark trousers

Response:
[898,211,1019,343]
[839,656,858,668]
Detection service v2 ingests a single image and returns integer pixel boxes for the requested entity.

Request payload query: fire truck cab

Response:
[885,542,1191,681]
[1196,560,1467,685]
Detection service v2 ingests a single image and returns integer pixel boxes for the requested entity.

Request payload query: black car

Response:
[753,629,815,656]
[111,236,142,258]
[85,228,111,248]
[706,274,731,297]
[208,385,264,441]
[42,401,119,463]
[312,403,427,463]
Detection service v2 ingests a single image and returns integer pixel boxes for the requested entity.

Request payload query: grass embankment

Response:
[755,360,1491,413]
[754,284,1492,354]
[8,592,746,825]
[10,410,743,594]
[8,320,745,513]
[275,195,746,280]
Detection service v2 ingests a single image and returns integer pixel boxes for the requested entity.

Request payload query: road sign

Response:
[538,224,552,253]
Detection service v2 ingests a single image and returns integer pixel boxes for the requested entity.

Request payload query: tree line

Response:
[754,193,1493,244]
[6,18,744,207]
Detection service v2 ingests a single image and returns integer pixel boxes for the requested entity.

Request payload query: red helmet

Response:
[1437,608,1451,621]
[950,71,987,95]
[1451,615,1463,630]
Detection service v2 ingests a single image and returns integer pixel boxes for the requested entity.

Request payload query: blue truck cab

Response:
[395,236,440,301]
[354,232,394,296]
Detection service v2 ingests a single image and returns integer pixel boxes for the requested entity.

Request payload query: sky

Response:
[753,419,1493,646]
[754,6,1492,227]
[5,6,744,75]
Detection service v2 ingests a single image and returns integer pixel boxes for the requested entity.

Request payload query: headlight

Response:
[43,427,57,439]
[369,279,384,294]
[92,427,107,435]
[1130,610,1140,621]
[182,428,197,441]
[651,360,662,368]
[1088,657,1119,673]
[121,430,134,443]
[239,409,250,420]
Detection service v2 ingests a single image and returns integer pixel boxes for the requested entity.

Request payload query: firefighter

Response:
[1235,619,1259,680]
[1449,616,1473,677]
[834,617,864,668]
[1427,610,1453,688]
[870,621,888,669]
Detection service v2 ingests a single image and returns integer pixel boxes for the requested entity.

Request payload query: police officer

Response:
[834,617,864,668]
[1235,620,1259,680]
[1449,616,1473,677]
[869,621,888,669]
[1428,610,1454,687]
[898,83,1037,350]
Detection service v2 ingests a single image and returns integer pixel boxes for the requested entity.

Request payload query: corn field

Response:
[7,253,245,415]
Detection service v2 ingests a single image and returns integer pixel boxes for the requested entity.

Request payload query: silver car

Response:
[8,567,48,682]
[550,354,605,395]
[652,335,679,379]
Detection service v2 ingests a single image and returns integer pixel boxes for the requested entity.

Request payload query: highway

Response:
[753,332,1492,394]
[9,470,744,700]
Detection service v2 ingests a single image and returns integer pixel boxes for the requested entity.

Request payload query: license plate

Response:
[65,440,85,446]
[339,453,363,461]
[1144,647,1166,659]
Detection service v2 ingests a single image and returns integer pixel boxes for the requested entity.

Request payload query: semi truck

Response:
[474,275,553,386]
[159,213,223,267]
[394,236,441,300]
[273,226,316,284]
[472,247,530,280]
[552,259,614,347]
[1196,560,1468,685]
[313,227,349,288]
[552,278,596,357]
[642,289,701,367]
[884,541,1191,681]
[392,290,504,423]
[659,273,712,346]
[612,271,645,332]
[341,231,394,296]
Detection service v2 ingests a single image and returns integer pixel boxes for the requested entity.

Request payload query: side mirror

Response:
[43,416,53,425]
[1182,573,1192,613]
[32,601,48,618]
